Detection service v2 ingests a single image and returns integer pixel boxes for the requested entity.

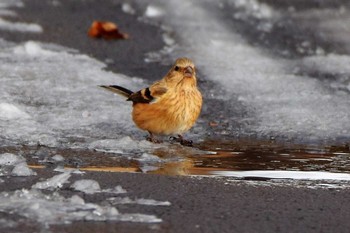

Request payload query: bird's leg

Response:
[170,135,193,147]
[146,132,162,143]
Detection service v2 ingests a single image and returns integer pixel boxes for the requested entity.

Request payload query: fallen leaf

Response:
[209,121,219,127]
[88,21,129,40]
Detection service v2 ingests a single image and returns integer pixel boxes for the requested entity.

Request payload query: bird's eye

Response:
[174,66,180,71]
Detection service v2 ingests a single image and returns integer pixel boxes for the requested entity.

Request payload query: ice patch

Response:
[298,54,350,92]
[71,179,127,194]
[13,41,55,56]
[0,171,162,227]
[0,18,42,33]
[0,9,17,17]
[0,153,24,165]
[0,40,145,147]
[0,189,162,225]
[51,154,64,162]
[0,0,41,33]
[230,0,276,20]
[32,170,72,190]
[148,0,350,141]
[108,196,171,206]
[144,5,164,18]
[0,0,24,9]
[11,162,37,176]
[137,153,162,162]
[71,179,101,194]
[213,170,350,181]
[300,54,350,76]
[0,103,30,120]
[0,153,36,176]
[89,136,158,153]
[121,3,136,15]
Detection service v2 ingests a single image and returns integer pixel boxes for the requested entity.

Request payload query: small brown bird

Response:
[101,57,202,146]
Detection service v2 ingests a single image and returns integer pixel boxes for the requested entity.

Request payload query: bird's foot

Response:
[146,135,162,144]
[170,135,193,147]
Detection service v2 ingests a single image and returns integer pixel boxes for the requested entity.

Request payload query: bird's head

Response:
[165,57,197,88]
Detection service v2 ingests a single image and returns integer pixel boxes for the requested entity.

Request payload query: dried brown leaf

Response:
[88,21,129,40]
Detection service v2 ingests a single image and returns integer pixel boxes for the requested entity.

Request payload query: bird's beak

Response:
[184,66,194,78]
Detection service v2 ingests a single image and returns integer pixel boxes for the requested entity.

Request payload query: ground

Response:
[1,0,350,232]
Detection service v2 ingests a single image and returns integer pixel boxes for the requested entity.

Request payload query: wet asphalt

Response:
[1,0,350,232]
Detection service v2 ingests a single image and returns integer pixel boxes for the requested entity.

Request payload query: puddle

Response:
[5,139,350,181]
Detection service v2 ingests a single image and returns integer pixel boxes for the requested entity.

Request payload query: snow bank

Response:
[0,40,145,147]
[145,0,350,142]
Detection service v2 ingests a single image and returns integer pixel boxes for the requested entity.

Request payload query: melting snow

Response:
[0,189,162,225]
[0,40,146,148]
[32,170,72,190]
[121,3,136,15]
[0,1,42,33]
[0,18,42,33]
[0,0,24,8]
[71,179,127,194]
[144,5,164,18]
[108,196,171,206]
[71,179,102,194]
[0,153,24,165]
[145,0,350,142]
[0,153,36,176]
[11,162,36,176]
[0,171,166,227]
[0,102,30,120]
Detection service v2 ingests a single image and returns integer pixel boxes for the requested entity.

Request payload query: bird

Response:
[100,57,202,146]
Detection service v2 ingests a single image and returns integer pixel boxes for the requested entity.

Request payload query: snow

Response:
[13,40,55,56]
[51,154,64,162]
[11,162,36,176]
[108,196,171,206]
[298,54,350,92]
[0,9,17,17]
[0,153,24,165]
[71,179,101,194]
[0,189,162,225]
[0,40,146,148]
[231,0,277,20]
[0,171,164,227]
[137,153,162,162]
[1,1,347,148]
[144,5,164,18]
[71,179,127,194]
[0,1,42,33]
[0,102,31,120]
[32,170,72,190]
[0,18,43,33]
[145,0,350,142]
[0,0,24,9]
[89,137,155,151]
[0,153,36,176]
[121,3,136,15]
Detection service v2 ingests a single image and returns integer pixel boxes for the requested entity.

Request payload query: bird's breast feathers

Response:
[132,88,202,135]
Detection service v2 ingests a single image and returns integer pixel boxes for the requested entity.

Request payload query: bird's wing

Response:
[100,85,133,98]
[128,81,168,104]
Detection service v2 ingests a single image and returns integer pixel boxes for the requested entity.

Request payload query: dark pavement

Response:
[1,0,350,232]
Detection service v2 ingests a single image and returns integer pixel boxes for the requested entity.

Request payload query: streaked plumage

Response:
[101,57,202,146]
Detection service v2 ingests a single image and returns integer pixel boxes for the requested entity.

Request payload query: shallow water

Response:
[5,139,349,180]
[0,0,350,182]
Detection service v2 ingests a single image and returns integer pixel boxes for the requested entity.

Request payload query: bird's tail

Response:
[100,85,133,98]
